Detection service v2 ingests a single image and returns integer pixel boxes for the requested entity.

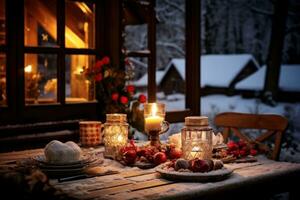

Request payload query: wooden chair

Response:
[214,112,288,161]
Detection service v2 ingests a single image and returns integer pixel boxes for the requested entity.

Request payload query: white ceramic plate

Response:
[32,154,97,168]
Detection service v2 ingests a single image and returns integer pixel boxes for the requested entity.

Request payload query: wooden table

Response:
[1,146,300,200]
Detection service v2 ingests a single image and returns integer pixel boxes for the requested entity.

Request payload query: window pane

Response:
[156,0,185,111]
[0,0,5,45]
[65,1,95,49]
[130,57,148,100]
[65,54,96,103]
[25,54,57,104]
[24,0,57,47]
[124,25,148,51]
[0,53,6,106]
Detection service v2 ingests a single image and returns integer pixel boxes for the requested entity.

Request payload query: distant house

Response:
[134,71,165,92]
[236,64,300,92]
[146,54,260,95]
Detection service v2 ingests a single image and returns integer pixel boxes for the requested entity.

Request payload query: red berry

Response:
[138,94,147,103]
[123,150,137,165]
[137,148,147,157]
[250,149,258,156]
[231,150,240,158]
[153,152,167,165]
[111,92,119,101]
[169,148,182,159]
[239,149,247,157]
[126,85,135,94]
[189,158,210,173]
[101,56,110,65]
[120,96,129,104]
[238,140,247,148]
[227,141,238,151]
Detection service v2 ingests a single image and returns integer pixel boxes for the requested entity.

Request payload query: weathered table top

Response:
[1,146,300,200]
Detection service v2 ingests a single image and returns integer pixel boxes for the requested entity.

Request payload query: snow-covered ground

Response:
[134,94,300,163]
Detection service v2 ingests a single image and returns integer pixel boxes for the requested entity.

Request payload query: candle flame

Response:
[192,146,200,152]
[151,103,157,116]
[24,65,32,73]
[117,135,123,142]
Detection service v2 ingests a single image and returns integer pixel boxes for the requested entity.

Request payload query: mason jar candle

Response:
[181,116,213,160]
[103,113,128,159]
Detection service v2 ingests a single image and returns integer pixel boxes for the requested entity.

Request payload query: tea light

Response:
[190,146,200,158]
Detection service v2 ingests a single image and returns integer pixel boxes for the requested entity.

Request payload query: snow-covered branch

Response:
[156,41,185,56]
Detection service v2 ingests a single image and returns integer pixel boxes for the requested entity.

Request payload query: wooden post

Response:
[264,0,288,102]
[147,0,156,103]
[186,0,201,115]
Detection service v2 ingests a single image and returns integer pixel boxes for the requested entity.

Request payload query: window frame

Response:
[0,0,105,123]
[124,0,200,123]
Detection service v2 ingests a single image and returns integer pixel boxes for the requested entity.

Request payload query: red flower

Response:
[120,96,128,104]
[126,85,135,94]
[95,73,103,82]
[102,56,110,65]
[111,92,119,101]
[138,94,147,103]
[95,60,103,70]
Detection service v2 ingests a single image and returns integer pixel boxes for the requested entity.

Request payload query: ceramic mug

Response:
[79,121,103,147]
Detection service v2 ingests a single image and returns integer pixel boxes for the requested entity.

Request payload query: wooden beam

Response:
[185,0,201,115]
[264,0,289,100]
[147,0,156,102]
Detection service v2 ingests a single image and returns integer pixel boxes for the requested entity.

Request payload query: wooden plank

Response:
[121,170,156,178]
[111,182,184,200]
[88,179,133,192]
[84,179,173,199]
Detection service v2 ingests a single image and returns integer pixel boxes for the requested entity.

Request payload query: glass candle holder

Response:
[144,103,169,147]
[181,116,213,160]
[103,113,128,160]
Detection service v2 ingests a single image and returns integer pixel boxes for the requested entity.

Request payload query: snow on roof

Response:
[134,71,165,87]
[165,54,259,87]
[236,64,300,91]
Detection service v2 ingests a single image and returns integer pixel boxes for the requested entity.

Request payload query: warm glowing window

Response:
[65,55,96,103]
[65,1,95,49]
[24,54,58,104]
[23,0,97,105]
[0,0,6,107]
[0,0,5,46]
[0,54,5,106]
[24,0,58,47]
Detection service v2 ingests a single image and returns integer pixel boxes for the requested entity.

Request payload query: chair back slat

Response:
[214,112,288,131]
[214,112,288,161]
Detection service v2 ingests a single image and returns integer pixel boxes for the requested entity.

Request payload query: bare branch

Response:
[156,41,185,55]
[250,6,273,16]
[166,0,184,13]
[285,24,300,35]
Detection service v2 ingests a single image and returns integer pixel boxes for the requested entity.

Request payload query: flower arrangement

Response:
[83,56,147,134]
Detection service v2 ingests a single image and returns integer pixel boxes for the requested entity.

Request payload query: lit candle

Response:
[144,103,164,132]
[190,146,200,158]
